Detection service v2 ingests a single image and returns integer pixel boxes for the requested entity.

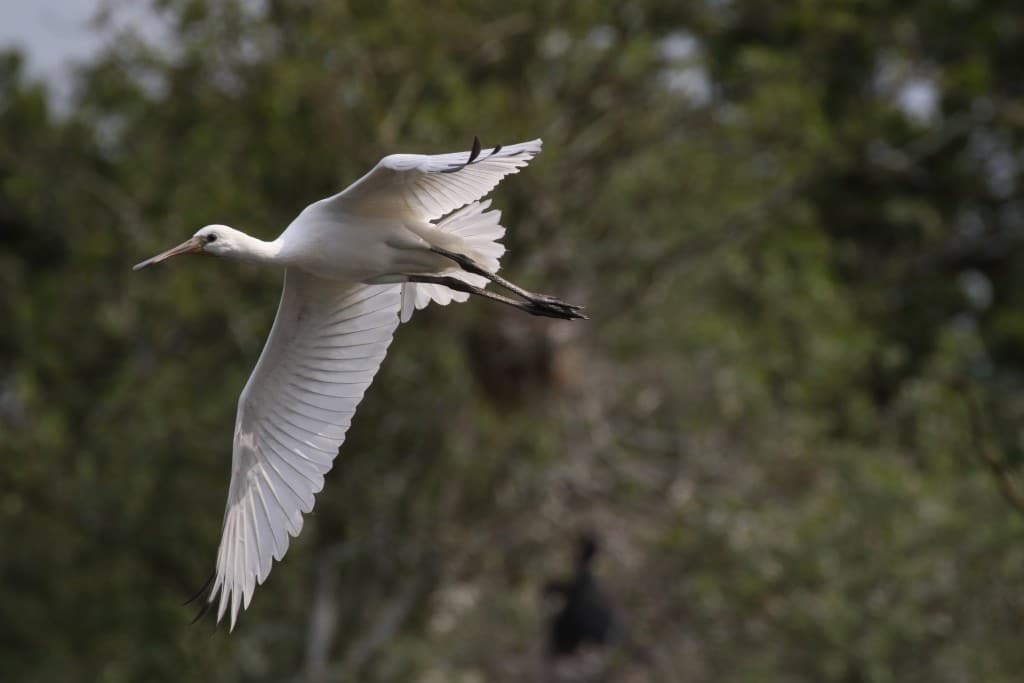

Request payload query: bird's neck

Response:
[229,231,285,266]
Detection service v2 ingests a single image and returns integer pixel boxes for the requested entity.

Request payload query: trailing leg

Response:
[406,275,586,320]
[428,245,584,316]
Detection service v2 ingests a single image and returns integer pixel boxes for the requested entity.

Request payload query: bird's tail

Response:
[400,200,506,322]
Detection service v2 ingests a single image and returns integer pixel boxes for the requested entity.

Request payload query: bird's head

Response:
[576,533,599,567]
[133,224,242,270]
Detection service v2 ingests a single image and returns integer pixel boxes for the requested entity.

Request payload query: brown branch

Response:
[961,384,1024,516]
[337,557,439,677]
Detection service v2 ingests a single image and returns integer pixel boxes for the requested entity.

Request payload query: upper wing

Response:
[208,270,402,630]
[312,137,542,221]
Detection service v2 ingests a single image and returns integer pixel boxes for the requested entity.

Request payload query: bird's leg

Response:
[407,275,585,320]
[428,246,585,314]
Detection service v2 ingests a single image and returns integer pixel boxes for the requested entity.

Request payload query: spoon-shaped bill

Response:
[134,236,204,271]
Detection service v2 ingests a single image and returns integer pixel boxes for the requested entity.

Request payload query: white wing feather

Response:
[209,270,402,629]
[314,138,542,221]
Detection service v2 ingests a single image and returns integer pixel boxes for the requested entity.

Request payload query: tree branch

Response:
[962,384,1024,516]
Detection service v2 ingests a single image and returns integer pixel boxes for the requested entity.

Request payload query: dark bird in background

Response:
[543,533,618,658]
[543,533,653,679]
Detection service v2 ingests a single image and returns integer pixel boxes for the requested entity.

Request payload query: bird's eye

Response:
[206,234,218,243]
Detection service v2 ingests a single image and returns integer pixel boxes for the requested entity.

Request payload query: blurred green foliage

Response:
[3,1,1024,681]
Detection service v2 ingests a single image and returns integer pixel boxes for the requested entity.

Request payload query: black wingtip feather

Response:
[184,571,216,606]
[190,598,216,626]
[441,137,483,173]
[185,571,218,626]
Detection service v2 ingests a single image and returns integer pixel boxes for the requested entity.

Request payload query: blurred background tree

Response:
[2,0,1024,681]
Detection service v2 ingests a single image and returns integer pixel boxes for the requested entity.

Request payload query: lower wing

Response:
[208,270,402,630]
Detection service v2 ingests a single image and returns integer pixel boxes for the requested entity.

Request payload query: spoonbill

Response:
[134,137,583,630]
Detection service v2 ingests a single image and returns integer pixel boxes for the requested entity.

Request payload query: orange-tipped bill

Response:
[133,236,204,271]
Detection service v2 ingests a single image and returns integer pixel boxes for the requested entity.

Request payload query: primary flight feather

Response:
[134,137,584,630]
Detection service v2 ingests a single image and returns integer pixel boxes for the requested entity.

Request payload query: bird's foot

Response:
[528,292,585,311]
[522,296,588,320]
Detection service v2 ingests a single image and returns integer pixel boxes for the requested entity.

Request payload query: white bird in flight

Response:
[134,137,584,630]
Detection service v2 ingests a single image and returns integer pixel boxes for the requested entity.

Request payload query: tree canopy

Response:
[2,1,1024,681]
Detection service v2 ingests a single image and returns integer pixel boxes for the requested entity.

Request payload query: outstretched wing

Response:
[313,137,542,221]
[208,270,402,630]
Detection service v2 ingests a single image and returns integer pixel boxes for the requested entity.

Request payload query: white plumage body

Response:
[275,210,441,282]
[133,137,580,630]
